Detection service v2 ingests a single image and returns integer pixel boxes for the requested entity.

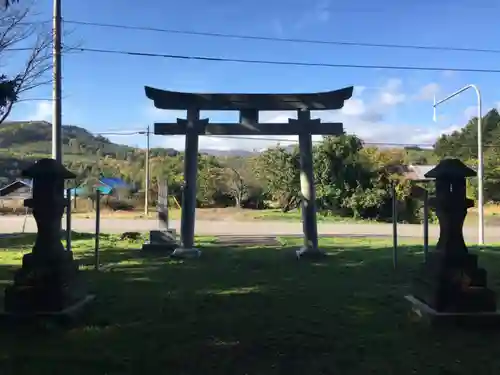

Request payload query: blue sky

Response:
[6,0,500,150]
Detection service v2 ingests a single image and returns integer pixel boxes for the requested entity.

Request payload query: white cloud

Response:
[341,98,365,116]
[344,78,405,123]
[310,110,458,147]
[442,70,456,78]
[8,99,81,125]
[464,105,479,119]
[145,106,186,122]
[25,101,52,121]
[377,78,406,106]
[415,83,440,101]
[143,79,457,151]
[295,0,331,30]
[380,92,405,106]
[385,78,402,92]
[354,86,366,96]
[315,0,331,22]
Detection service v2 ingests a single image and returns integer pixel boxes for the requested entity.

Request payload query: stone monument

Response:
[406,158,498,324]
[3,159,93,319]
[141,180,178,253]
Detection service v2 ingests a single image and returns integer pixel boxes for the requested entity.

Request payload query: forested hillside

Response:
[434,108,500,201]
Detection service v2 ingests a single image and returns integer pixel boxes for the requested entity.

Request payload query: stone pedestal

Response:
[296,246,326,260]
[3,159,92,320]
[170,247,201,259]
[142,229,178,253]
[413,252,496,313]
[408,159,497,325]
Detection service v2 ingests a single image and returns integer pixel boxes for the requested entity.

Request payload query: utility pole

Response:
[52,0,62,163]
[144,125,150,216]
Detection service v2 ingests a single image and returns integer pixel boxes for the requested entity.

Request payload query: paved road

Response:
[0,216,497,243]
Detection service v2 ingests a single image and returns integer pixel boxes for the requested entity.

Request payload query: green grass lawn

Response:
[246,209,373,223]
[0,234,500,374]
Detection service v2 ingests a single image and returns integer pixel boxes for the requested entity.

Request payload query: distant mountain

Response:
[199,144,297,157]
[199,149,259,157]
[0,120,290,160]
[0,121,132,155]
[0,121,178,158]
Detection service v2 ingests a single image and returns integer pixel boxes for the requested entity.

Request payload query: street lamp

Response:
[52,0,62,163]
[433,84,484,245]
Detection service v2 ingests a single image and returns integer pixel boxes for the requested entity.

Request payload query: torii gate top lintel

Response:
[144,85,354,111]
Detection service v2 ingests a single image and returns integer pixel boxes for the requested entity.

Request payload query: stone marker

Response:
[407,158,498,326]
[3,159,93,320]
[141,180,177,253]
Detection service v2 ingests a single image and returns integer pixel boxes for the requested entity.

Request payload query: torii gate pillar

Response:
[173,108,206,258]
[295,110,321,258]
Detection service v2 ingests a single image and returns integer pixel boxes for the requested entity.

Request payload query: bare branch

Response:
[0,1,53,124]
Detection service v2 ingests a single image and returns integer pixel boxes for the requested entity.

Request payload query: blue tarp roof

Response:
[99,177,129,189]
[67,187,86,196]
[96,186,113,195]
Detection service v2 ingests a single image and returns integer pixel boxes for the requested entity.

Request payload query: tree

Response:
[197,154,224,207]
[3,0,18,8]
[0,4,52,123]
[254,146,300,212]
[3,0,19,8]
[434,108,500,159]
[217,157,250,208]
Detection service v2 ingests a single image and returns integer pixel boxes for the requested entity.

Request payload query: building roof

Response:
[405,165,436,182]
[0,179,32,197]
[99,177,129,189]
[145,85,354,111]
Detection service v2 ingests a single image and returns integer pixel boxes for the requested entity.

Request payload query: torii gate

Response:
[145,85,353,259]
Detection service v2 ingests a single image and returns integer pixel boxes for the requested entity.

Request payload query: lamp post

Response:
[433,84,484,245]
[52,0,62,163]
[138,126,151,216]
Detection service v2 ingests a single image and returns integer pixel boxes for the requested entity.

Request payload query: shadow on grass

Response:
[1,242,500,374]
[0,231,98,250]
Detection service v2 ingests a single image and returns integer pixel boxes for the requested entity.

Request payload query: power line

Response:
[68,46,500,74]
[99,130,430,148]
[99,130,500,150]
[63,19,500,55]
[202,134,432,147]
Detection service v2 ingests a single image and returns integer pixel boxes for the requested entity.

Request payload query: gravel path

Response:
[0,216,497,243]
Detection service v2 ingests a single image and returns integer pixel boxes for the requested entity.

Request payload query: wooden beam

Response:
[239,109,259,126]
[154,121,344,135]
[145,86,354,110]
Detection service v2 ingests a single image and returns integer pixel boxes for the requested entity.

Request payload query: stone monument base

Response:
[170,247,201,259]
[296,246,327,260]
[0,295,95,325]
[141,229,178,253]
[405,295,500,328]
[412,252,497,313]
[2,251,93,324]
